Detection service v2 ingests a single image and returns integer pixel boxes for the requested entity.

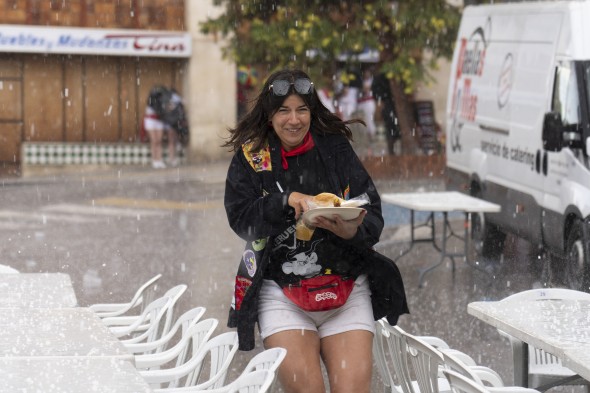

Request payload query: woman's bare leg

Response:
[321,330,373,393]
[264,329,325,393]
[149,129,163,163]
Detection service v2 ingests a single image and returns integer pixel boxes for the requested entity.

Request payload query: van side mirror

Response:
[542,112,563,152]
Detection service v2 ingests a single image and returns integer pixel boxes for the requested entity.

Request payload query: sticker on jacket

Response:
[243,141,272,172]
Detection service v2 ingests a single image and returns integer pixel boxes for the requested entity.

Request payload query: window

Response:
[552,63,580,127]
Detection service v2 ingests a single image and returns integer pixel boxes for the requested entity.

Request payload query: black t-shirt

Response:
[264,147,359,286]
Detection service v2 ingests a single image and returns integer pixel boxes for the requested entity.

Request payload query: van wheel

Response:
[562,218,590,291]
[471,210,506,263]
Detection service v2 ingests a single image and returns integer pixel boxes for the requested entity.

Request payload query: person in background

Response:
[336,82,359,121]
[316,76,337,114]
[371,72,401,155]
[161,88,185,167]
[223,68,408,393]
[144,86,168,169]
[357,69,377,140]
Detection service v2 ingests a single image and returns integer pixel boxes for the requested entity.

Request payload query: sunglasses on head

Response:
[269,78,314,96]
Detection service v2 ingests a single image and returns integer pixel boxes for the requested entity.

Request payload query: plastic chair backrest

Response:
[90,273,162,318]
[169,369,276,393]
[124,306,206,355]
[374,320,399,393]
[139,274,162,312]
[440,349,504,388]
[404,332,445,393]
[140,331,239,389]
[113,295,170,342]
[379,321,417,393]
[226,369,275,393]
[443,370,488,393]
[240,347,286,392]
[242,347,287,375]
[187,331,240,389]
[134,318,218,371]
[158,284,188,344]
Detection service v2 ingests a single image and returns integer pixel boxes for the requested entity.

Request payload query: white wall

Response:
[414,57,452,135]
[185,0,236,162]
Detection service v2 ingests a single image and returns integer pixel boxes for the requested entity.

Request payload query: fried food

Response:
[312,192,343,207]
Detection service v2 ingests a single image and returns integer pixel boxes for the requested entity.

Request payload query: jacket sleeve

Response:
[224,151,292,241]
[334,137,384,249]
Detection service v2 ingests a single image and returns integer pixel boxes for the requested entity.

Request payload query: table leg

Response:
[395,210,436,262]
[512,340,529,387]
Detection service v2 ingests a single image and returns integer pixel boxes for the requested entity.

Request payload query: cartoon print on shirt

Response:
[281,239,323,277]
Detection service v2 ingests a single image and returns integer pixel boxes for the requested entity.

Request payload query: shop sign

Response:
[0,25,191,58]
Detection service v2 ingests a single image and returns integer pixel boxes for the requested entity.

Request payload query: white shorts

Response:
[144,117,165,132]
[257,275,375,340]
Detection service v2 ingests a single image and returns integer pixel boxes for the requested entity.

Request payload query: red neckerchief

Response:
[281,132,315,170]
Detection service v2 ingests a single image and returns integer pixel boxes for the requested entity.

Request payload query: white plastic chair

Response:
[444,370,488,393]
[135,318,218,371]
[373,320,414,393]
[443,370,542,393]
[237,347,286,392]
[89,274,162,318]
[125,306,206,355]
[498,288,590,391]
[404,331,451,393]
[0,264,19,273]
[104,284,187,345]
[104,296,171,343]
[375,320,453,393]
[440,349,505,388]
[140,331,239,390]
[154,369,276,393]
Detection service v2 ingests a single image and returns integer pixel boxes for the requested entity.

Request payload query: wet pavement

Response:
[0,160,580,392]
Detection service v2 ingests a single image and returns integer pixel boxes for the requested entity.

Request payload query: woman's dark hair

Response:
[223,69,364,152]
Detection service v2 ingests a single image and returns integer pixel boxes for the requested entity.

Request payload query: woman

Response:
[224,69,408,393]
[144,86,168,169]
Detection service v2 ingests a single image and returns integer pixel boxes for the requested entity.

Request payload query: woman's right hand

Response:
[288,192,313,220]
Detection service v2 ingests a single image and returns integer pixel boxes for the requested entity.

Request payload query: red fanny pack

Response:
[282,275,355,312]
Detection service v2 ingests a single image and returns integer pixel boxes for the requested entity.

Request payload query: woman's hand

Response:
[312,209,367,240]
[288,192,313,220]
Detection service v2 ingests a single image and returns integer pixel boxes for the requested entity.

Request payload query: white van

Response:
[446,1,590,290]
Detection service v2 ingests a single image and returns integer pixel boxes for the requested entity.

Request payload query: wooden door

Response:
[0,56,23,163]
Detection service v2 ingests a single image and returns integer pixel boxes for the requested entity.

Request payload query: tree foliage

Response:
[201,0,461,93]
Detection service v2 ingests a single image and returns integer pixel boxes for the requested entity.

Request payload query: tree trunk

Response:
[390,79,420,155]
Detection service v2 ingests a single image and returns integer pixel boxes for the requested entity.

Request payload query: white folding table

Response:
[381,191,501,287]
[0,357,153,392]
[0,307,133,362]
[468,298,590,389]
[0,272,77,308]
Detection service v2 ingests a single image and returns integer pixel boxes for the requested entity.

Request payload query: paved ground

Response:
[0,159,579,392]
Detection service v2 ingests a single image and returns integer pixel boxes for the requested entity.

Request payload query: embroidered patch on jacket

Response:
[242,249,257,277]
[252,238,267,252]
[234,275,252,311]
[343,185,350,200]
[243,142,272,172]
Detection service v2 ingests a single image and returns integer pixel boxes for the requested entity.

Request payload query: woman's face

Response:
[270,94,311,151]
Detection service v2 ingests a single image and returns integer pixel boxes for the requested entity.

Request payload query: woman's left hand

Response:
[312,209,367,240]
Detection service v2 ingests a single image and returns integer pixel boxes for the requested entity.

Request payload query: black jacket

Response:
[224,130,409,350]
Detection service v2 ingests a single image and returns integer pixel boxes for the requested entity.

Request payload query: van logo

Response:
[449,17,492,153]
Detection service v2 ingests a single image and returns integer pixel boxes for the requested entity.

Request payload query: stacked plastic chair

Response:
[374,319,545,393]
[89,274,162,318]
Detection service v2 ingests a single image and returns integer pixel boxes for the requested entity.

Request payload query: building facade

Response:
[0,0,235,169]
